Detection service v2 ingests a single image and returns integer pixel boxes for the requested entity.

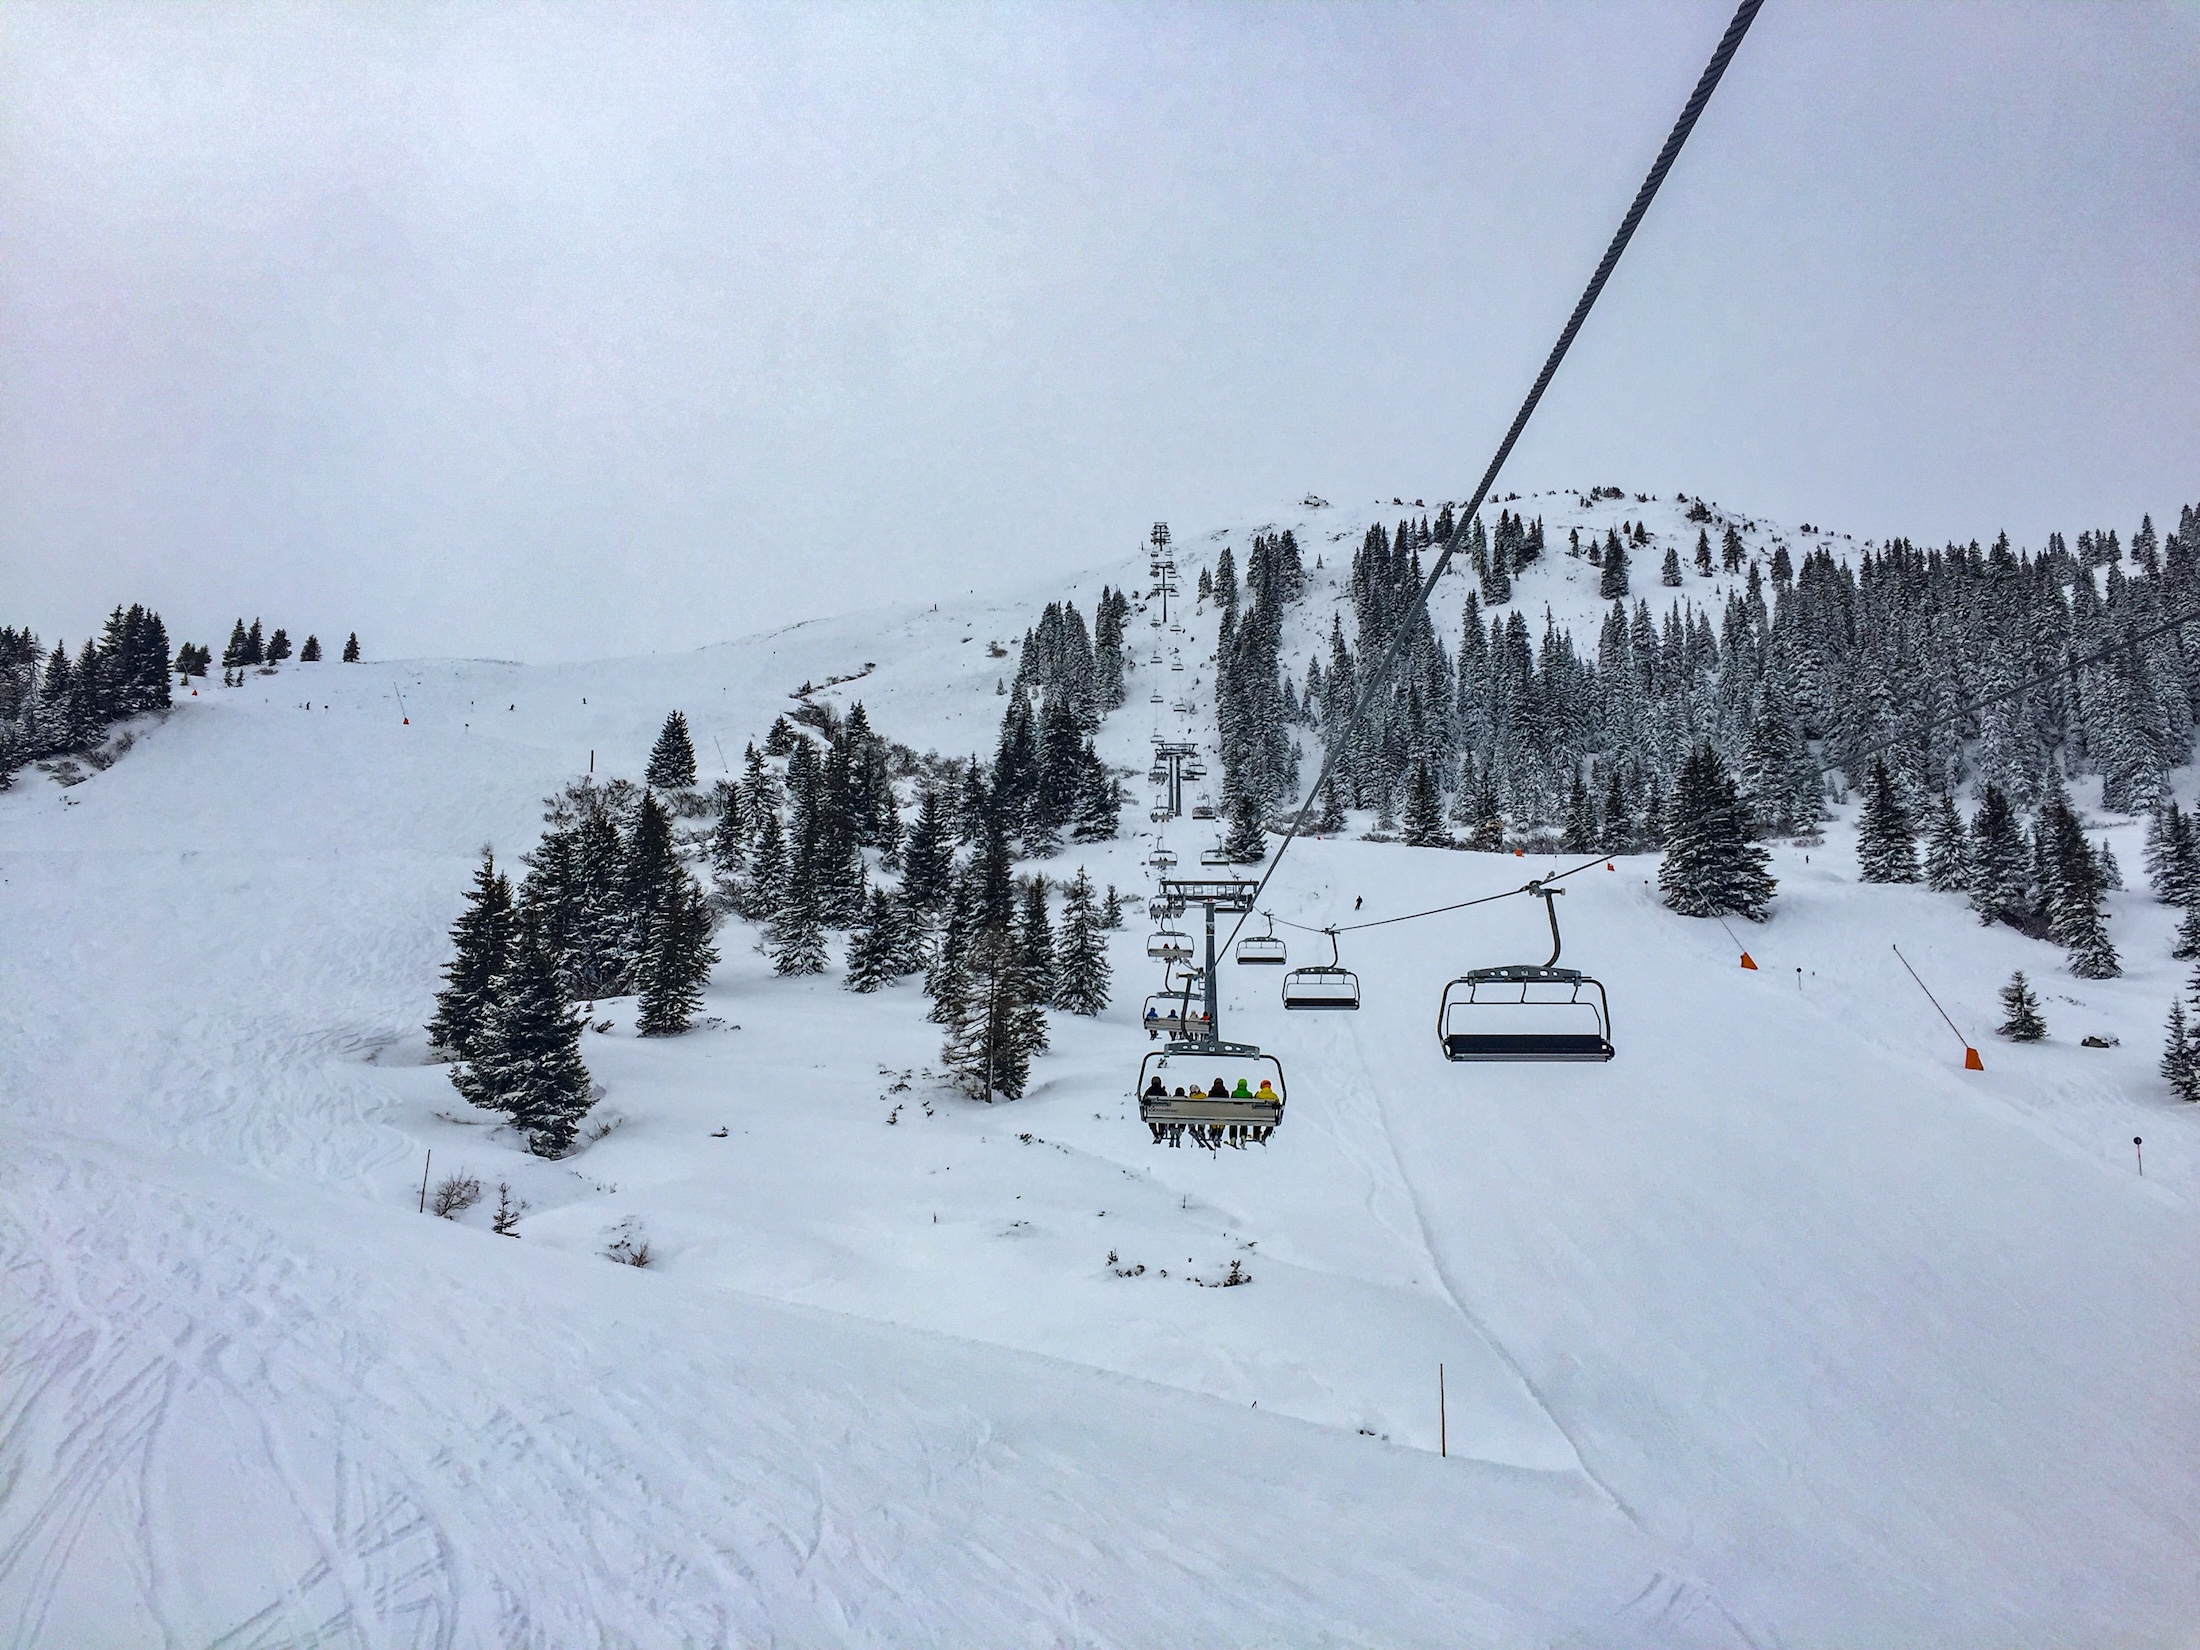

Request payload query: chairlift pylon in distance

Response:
[1282,928,1361,1011]
[1437,882,1614,1062]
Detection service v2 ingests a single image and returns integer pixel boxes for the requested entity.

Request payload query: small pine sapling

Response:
[1996,971,2046,1042]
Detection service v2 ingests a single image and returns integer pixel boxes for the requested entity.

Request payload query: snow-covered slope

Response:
[5,499,2198,1647]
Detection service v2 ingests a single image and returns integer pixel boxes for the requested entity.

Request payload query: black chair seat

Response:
[1442,1032,1613,1062]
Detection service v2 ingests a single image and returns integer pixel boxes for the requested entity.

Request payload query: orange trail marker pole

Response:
[1891,943,1983,1070]
[393,685,409,725]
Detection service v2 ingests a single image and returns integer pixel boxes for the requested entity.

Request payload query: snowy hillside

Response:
[6,494,2200,1647]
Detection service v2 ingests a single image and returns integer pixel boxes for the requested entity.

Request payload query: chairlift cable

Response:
[1223,0,1766,953]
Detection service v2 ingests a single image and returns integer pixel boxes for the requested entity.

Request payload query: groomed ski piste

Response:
[6,491,2198,1647]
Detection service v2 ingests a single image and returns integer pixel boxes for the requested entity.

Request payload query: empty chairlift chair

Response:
[1282,929,1361,1011]
[1235,916,1287,967]
[1437,883,1614,1062]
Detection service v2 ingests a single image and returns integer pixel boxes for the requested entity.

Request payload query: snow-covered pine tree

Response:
[1222,792,1268,862]
[1967,783,2029,926]
[1599,530,1630,599]
[2174,903,2200,962]
[428,851,514,1059]
[1694,528,1713,576]
[646,711,698,791]
[924,877,975,1026]
[567,810,631,999]
[1996,970,2046,1041]
[299,634,321,662]
[620,789,680,967]
[1658,742,1775,920]
[707,783,746,890]
[900,784,955,916]
[222,619,248,670]
[2143,801,2198,905]
[2096,837,2123,891]
[1857,758,1921,883]
[743,808,788,922]
[473,911,595,1156]
[342,632,360,662]
[1052,869,1110,1016]
[2043,796,2119,978]
[637,871,718,1034]
[1660,544,1683,587]
[1313,779,1347,835]
[941,922,1045,1101]
[1014,877,1056,1025]
[1598,767,1631,853]
[2162,1000,2199,1102]
[1561,767,1597,852]
[266,627,292,663]
[1923,793,1969,891]
[1400,761,1448,848]
[766,839,830,976]
[844,887,906,993]
[244,619,264,665]
[1072,743,1120,842]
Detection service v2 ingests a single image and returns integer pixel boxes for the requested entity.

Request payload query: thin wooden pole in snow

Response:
[2135,1136,2144,1175]
[418,1149,432,1213]
[1439,1363,1447,1458]
[1891,944,1983,1070]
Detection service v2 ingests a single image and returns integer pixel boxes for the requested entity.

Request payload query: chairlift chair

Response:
[1137,1043,1285,1149]
[1140,994,1212,1041]
[1235,915,1287,967]
[1438,883,1613,1061]
[1282,929,1361,1011]
[1147,928,1193,961]
[1150,690,1164,704]
[1199,845,1233,868]
[1191,802,1217,821]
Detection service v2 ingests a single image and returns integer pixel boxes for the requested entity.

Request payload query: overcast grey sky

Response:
[4,2,2196,662]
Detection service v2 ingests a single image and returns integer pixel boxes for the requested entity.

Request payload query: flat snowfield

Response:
[6,506,2200,1647]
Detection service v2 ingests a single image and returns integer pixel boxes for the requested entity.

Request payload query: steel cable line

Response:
[1266,849,1615,939]
[1224,0,1766,953]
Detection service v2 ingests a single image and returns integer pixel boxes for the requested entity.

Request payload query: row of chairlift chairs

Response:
[1134,879,1614,1151]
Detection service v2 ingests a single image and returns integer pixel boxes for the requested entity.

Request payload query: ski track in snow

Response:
[6,491,2200,1644]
